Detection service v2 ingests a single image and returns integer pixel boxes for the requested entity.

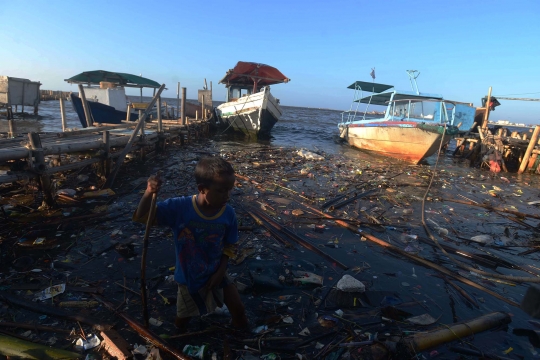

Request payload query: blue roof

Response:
[347,81,394,93]
[355,90,443,105]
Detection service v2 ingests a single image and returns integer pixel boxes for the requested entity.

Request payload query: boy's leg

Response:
[223,283,248,329]
[176,284,196,332]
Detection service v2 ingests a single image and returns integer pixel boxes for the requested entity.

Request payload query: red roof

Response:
[219,62,290,87]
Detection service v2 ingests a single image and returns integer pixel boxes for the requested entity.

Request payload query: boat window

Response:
[408,101,437,121]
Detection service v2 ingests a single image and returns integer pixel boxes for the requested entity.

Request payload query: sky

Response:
[1,0,539,124]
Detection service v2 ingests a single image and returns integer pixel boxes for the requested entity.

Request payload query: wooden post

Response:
[21,82,25,114]
[126,105,131,122]
[177,82,180,120]
[201,95,205,120]
[157,96,163,132]
[139,110,144,136]
[8,119,15,138]
[28,132,55,207]
[518,125,540,174]
[102,131,111,177]
[77,84,93,127]
[195,110,198,120]
[59,97,67,132]
[181,87,186,125]
[481,87,492,130]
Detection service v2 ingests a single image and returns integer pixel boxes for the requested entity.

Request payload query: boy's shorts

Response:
[176,275,233,318]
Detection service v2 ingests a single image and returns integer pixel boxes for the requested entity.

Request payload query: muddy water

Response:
[1,100,540,358]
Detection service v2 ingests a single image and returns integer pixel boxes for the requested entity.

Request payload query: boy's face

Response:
[198,174,235,210]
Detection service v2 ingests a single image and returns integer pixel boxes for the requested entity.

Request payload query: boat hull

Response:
[216,87,282,138]
[71,93,137,128]
[339,121,456,164]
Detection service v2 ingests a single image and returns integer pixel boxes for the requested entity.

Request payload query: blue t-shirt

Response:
[156,195,238,293]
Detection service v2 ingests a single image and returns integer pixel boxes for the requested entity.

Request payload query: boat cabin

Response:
[341,80,475,130]
[219,61,290,102]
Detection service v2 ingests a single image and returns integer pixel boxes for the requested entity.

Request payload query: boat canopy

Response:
[65,70,161,88]
[219,62,290,87]
[355,90,443,106]
[347,81,393,93]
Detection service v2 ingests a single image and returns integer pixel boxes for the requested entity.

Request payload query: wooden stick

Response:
[92,295,189,360]
[104,84,165,189]
[518,125,540,174]
[141,193,157,328]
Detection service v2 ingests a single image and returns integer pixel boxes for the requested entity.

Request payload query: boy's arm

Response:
[134,174,161,223]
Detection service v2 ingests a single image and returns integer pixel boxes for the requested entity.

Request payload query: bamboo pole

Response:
[518,125,540,174]
[403,312,510,353]
[59,97,67,132]
[104,84,165,189]
[181,87,186,125]
[481,86,492,130]
[0,334,80,359]
[77,84,93,127]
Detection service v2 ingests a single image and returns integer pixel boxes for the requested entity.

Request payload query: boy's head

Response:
[195,157,235,209]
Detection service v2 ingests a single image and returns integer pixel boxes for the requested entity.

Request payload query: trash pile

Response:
[1,138,540,359]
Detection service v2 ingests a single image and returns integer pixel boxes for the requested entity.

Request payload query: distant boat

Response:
[215,62,290,138]
[338,71,476,164]
[65,70,161,128]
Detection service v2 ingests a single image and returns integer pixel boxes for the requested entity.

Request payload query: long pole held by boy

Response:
[134,157,248,332]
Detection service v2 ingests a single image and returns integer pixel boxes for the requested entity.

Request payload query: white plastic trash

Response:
[470,234,493,244]
[336,274,365,293]
[297,149,324,161]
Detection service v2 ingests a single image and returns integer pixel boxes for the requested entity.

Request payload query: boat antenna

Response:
[406,70,420,94]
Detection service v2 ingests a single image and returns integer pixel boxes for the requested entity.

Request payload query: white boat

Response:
[215,62,289,138]
[338,71,476,164]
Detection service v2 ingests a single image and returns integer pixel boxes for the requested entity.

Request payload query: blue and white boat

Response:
[65,70,161,128]
[338,71,475,164]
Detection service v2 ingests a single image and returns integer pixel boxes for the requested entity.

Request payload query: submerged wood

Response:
[248,207,349,270]
[444,197,540,220]
[0,333,80,359]
[0,292,109,330]
[297,201,521,307]
[92,294,190,360]
[0,321,71,333]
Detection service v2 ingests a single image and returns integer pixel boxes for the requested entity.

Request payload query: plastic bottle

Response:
[182,344,209,359]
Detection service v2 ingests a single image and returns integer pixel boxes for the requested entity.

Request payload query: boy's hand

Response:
[204,268,226,292]
[146,174,162,195]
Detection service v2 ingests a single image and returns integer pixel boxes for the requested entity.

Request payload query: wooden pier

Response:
[0,110,211,207]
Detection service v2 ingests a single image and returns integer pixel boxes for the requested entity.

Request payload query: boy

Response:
[134,157,248,332]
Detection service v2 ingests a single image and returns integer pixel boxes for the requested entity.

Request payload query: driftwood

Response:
[444,197,540,220]
[92,294,190,360]
[0,292,110,330]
